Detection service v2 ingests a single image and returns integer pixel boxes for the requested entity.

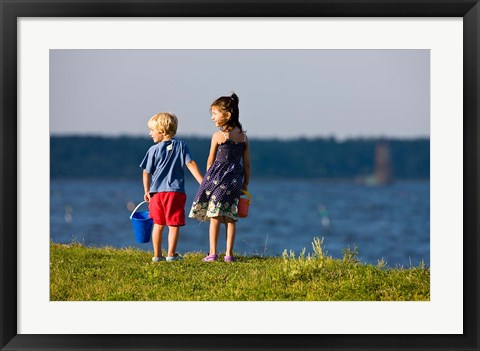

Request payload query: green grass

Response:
[50,238,430,301]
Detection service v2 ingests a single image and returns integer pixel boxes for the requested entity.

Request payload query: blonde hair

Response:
[148,112,178,138]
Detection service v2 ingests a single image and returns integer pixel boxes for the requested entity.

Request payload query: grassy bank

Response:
[50,239,429,301]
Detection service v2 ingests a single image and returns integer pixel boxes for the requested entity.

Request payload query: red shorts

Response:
[148,192,187,226]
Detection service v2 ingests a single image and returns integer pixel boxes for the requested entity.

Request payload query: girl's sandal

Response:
[224,256,235,262]
[202,253,218,262]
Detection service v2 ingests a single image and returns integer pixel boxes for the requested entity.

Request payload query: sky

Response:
[50,49,430,140]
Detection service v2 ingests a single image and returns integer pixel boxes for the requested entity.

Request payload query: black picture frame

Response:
[1,1,478,350]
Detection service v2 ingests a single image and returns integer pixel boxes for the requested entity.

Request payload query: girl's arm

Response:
[206,132,221,170]
[242,137,251,191]
[143,170,151,202]
[186,160,204,184]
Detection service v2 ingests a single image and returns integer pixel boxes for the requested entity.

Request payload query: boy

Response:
[140,112,203,262]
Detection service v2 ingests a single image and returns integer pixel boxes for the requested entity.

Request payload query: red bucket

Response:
[238,190,252,218]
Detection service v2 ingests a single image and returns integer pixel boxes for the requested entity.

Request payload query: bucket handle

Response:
[241,190,252,204]
[130,200,149,219]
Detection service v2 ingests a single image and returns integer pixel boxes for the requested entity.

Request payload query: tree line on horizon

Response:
[50,135,429,181]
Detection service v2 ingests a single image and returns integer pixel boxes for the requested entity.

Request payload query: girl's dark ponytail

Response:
[212,92,243,132]
[230,93,241,130]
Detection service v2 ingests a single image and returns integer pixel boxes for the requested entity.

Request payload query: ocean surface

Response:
[50,179,430,267]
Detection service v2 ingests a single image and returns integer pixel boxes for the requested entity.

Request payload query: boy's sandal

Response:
[166,254,184,262]
[152,256,166,262]
[224,256,235,262]
[202,253,218,262]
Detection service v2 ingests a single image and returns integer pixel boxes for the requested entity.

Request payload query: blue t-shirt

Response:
[140,138,193,193]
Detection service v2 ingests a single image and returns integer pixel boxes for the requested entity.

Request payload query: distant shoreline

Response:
[51,135,430,180]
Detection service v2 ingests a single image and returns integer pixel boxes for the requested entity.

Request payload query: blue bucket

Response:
[130,201,153,243]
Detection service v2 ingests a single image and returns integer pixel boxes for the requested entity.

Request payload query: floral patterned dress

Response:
[189,132,246,222]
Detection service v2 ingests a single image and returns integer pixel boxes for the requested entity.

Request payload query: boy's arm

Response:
[143,171,151,202]
[187,160,204,184]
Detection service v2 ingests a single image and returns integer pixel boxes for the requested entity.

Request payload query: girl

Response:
[189,93,250,262]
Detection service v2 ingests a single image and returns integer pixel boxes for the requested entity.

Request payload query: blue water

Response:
[50,179,430,267]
